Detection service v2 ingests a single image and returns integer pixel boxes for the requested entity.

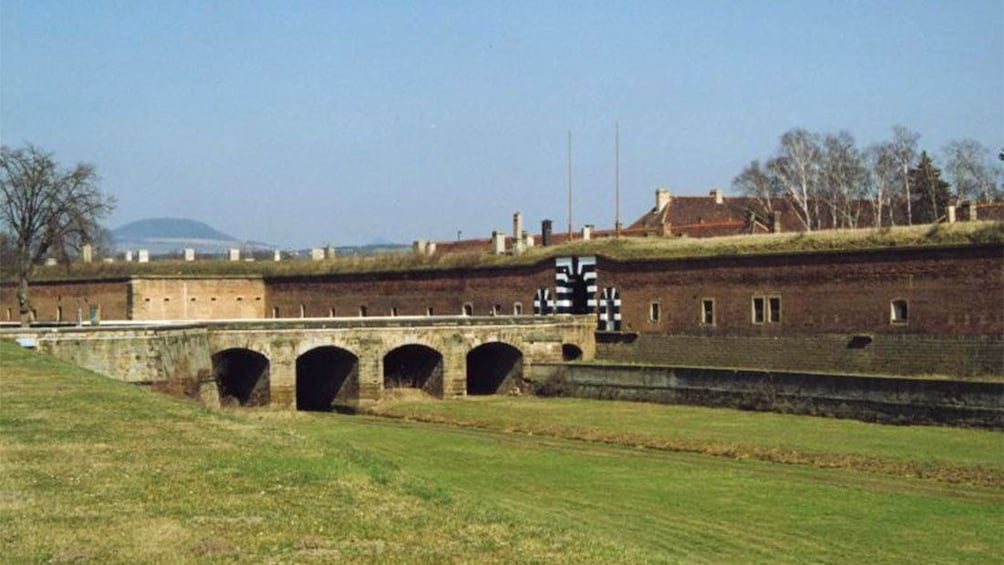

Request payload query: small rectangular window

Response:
[891,300,908,324]
[426,307,434,316]
[752,297,765,324]
[272,307,280,318]
[701,299,715,326]
[463,303,473,316]
[329,308,336,317]
[359,305,368,317]
[390,307,398,317]
[768,296,781,323]
[492,304,501,316]
[513,302,523,316]
[649,302,661,322]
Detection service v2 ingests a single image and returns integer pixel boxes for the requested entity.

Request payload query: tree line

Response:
[732,126,1001,231]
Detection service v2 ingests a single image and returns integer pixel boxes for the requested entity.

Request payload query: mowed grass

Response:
[370,396,1004,486]
[2,342,1002,563]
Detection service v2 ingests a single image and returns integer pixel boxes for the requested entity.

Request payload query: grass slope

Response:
[13,221,1002,281]
[2,342,1002,563]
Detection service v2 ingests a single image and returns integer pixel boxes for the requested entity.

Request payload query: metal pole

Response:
[615,121,621,237]
[567,131,573,239]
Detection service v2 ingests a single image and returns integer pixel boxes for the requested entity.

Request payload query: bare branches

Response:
[731,160,779,227]
[0,144,115,324]
[943,139,1000,203]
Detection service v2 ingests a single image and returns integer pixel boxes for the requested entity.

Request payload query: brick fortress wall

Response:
[601,244,1002,337]
[0,278,131,322]
[265,263,554,319]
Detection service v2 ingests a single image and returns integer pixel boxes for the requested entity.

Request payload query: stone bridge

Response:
[2,315,596,411]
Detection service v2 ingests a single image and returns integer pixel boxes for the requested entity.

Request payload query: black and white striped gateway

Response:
[554,256,597,315]
[532,288,555,315]
[599,287,621,331]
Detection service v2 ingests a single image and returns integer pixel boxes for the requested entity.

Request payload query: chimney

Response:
[710,188,724,204]
[513,212,523,241]
[541,219,553,246]
[963,200,978,221]
[655,188,671,212]
[491,231,506,255]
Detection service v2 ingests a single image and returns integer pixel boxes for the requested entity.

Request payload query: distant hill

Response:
[110,218,273,255]
[112,218,235,242]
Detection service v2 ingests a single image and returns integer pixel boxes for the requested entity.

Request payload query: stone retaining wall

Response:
[529,362,1003,428]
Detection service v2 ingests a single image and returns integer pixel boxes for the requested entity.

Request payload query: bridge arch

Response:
[296,345,359,412]
[562,343,584,361]
[466,341,523,395]
[212,348,270,406]
[383,343,443,397]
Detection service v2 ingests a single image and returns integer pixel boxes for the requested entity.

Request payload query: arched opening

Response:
[466,342,523,395]
[296,346,359,412]
[562,343,583,361]
[383,344,443,396]
[212,348,270,406]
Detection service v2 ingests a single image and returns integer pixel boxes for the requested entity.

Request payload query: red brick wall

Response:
[599,244,1003,337]
[0,278,131,322]
[265,263,554,319]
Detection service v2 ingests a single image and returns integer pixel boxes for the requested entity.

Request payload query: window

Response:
[768,296,781,323]
[701,299,715,326]
[463,303,473,316]
[649,302,661,322]
[752,297,765,324]
[513,302,523,315]
[359,305,368,317]
[299,304,306,318]
[56,306,62,322]
[236,296,244,302]
[752,295,782,324]
[891,299,908,324]
[272,307,280,318]
[329,307,336,317]
[426,307,434,316]
[390,307,398,317]
[491,304,502,316]
[190,297,197,302]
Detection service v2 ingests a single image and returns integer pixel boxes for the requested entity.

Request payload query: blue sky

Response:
[2,1,1001,247]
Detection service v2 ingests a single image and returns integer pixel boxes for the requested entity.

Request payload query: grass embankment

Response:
[2,342,1002,563]
[369,397,1004,487]
[14,221,1003,281]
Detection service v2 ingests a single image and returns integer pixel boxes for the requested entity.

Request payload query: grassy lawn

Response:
[369,396,1004,486]
[2,341,1002,563]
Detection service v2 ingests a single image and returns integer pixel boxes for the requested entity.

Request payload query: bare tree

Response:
[820,131,869,229]
[867,142,898,227]
[1,144,115,325]
[890,125,920,225]
[732,160,780,228]
[943,139,999,203]
[768,129,821,231]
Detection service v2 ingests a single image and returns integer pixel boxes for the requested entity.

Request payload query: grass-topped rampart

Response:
[9,221,1002,282]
